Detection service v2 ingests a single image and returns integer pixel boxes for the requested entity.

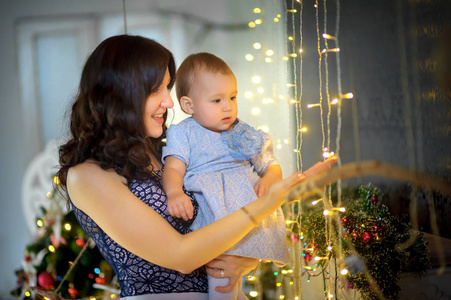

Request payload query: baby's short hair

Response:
[176,52,233,101]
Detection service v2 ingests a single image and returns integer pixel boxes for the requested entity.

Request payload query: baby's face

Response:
[189,71,238,132]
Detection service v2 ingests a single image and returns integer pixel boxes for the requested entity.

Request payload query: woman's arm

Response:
[68,158,336,274]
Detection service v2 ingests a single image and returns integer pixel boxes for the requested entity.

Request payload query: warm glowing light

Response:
[311,198,322,205]
[286,83,296,87]
[274,17,279,22]
[322,33,337,40]
[249,291,258,297]
[253,7,261,13]
[46,192,52,198]
[289,53,298,57]
[331,98,339,105]
[323,209,330,216]
[279,296,285,299]
[257,87,264,94]
[299,48,303,53]
[247,275,256,281]
[64,223,72,231]
[299,127,307,132]
[307,103,320,108]
[25,291,31,297]
[251,107,261,115]
[48,245,56,253]
[323,151,335,158]
[282,56,289,61]
[341,92,354,99]
[265,57,273,63]
[341,268,349,275]
[276,282,282,287]
[283,139,289,144]
[36,219,44,227]
[255,19,262,25]
[281,269,288,274]
[244,91,253,98]
[53,175,60,185]
[332,207,346,212]
[266,50,274,56]
[251,76,261,83]
[276,143,282,149]
[328,295,334,298]
[257,125,269,133]
[288,36,294,41]
[287,9,297,12]
[327,246,333,251]
[262,98,274,104]
[290,99,299,104]
[286,220,294,224]
[248,22,256,28]
[253,43,262,49]
[245,54,254,61]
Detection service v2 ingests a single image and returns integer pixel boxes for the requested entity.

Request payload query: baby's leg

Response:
[208,274,242,300]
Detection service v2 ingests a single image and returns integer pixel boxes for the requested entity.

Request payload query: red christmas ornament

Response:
[24,255,32,262]
[290,233,299,242]
[68,287,79,298]
[76,238,86,247]
[304,253,312,263]
[362,232,373,244]
[37,271,55,290]
[95,277,106,284]
[372,195,378,204]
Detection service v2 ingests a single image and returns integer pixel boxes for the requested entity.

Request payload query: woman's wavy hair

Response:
[57,35,175,196]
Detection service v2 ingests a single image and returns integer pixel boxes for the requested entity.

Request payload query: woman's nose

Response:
[161,91,174,108]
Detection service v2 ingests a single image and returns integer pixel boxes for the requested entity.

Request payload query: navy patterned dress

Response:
[71,172,208,297]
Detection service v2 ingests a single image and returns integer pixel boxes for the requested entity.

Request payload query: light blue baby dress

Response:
[162,117,290,265]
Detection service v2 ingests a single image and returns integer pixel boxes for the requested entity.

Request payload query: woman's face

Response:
[143,68,174,138]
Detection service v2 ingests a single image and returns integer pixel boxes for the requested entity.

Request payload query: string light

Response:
[244,91,253,98]
[253,42,261,49]
[311,198,323,205]
[287,9,297,13]
[341,268,349,275]
[340,92,354,99]
[266,50,274,56]
[253,8,261,13]
[307,103,320,108]
[248,22,256,28]
[251,107,261,115]
[245,54,254,61]
[322,33,337,40]
[251,76,261,83]
[321,48,340,54]
[299,127,307,132]
[255,19,262,25]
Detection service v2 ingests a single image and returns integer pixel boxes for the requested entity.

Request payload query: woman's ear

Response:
[180,96,194,114]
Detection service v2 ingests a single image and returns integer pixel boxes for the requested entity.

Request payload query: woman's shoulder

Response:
[67,161,126,190]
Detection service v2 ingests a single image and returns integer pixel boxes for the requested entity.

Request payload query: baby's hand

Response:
[167,192,194,221]
[254,173,281,197]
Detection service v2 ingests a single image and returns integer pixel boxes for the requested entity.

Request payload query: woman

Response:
[57,34,336,299]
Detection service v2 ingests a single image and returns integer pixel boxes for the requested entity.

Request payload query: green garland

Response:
[301,184,430,299]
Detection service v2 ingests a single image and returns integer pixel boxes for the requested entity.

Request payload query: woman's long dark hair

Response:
[57,35,176,197]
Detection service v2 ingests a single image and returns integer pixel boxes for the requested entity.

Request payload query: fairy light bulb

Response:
[36,219,44,227]
[341,268,349,275]
[253,7,261,13]
[279,295,285,299]
[46,191,52,198]
[262,98,274,104]
[253,42,261,49]
[266,50,274,56]
[265,57,273,63]
[341,92,354,99]
[274,17,279,22]
[331,98,339,105]
[251,107,261,115]
[299,127,307,132]
[289,53,298,57]
[64,223,72,231]
[244,91,253,98]
[322,33,337,40]
[299,48,303,53]
[251,76,261,83]
[282,56,289,61]
[53,175,60,185]
[323,209,330,216]
[287,9,297,12]
[248,22,256,28]
[245,54,254,61]
[255,19,262,25]
[307,103,320,108]
[48,245,56,253]
[288,36,294,41]
[283,139,290,144]
[311,198,323,205]
[257,87,264,94]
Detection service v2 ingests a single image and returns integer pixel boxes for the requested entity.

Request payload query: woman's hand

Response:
[205,254,259,293]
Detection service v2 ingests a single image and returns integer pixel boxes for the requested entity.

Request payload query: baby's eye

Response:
[212,99,221,103]
[230,96,237,101]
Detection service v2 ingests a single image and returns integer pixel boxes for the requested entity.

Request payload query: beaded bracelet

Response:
[240,206,259,226]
